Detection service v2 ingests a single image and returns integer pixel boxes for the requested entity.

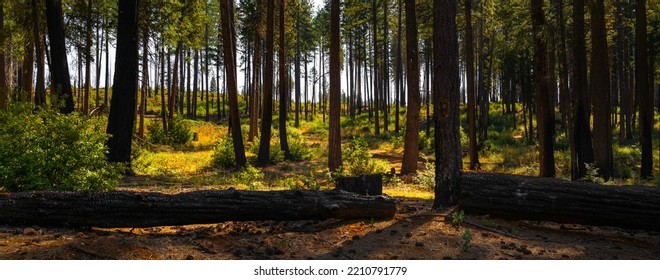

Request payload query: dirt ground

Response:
[1,197,659,260]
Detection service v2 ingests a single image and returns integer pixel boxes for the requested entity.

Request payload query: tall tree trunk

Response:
[45,0,74,113]
[170,43,181,122]
[160,45,168,130]
[0,3,6,110]
[278,0,292,160]
[138,27,149,139]
[554,0,569,130]
[372,0,380,135]
[400,0,421,175]
[106,0,140,164]
[83,0,93,115]
[636,0,652,178]
[104,17,110,105]
[220,0,247,168]
[570,0,594,180]
[256,0,275,166]
[295,11,301,127]
[532,0,555,177]
[395,0,402,132]
[205,14,211,122]
[32,0,46,107]
[465,0,479,170]
[433,0,461,209]
[328,0,342,172]
[249,0,263,141]
[193,50,199,119]
[382,0,390,132]
[21,39,34,102]
[590,0,613,180]
[95,17,103,107]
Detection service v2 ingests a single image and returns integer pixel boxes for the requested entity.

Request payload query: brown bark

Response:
[256,0,275,167]
[570,0,594,180]
[532,0,555,177]
[32,0,46,107]
[401,0,421,175]
[0,190,396,228]
[458,172,660,232]
[278,0,292,160]
[249,0,263,142]
[0,3,6,110]
[433,0,461,209]
[465,0,479,171]
[590,0,612,180]
[636,0,652,178]
[220,0,247,168]
[328,0,342,171]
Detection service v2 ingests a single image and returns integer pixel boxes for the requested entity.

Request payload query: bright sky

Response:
[66,0,343,103]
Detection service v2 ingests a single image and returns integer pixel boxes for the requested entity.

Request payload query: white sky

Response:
[65,0,355,104]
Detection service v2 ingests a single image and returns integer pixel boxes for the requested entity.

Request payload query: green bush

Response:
[0,104,121,192]
[212,137,236,169]
[342,137,389,176]
[147,118,192,146]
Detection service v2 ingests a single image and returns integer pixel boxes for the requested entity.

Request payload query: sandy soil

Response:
[1,197,659,260]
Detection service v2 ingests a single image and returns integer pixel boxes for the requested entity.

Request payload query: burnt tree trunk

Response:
[0,190,396,228]
[458,173,660,231]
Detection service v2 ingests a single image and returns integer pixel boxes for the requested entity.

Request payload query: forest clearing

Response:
[1,0,659,260]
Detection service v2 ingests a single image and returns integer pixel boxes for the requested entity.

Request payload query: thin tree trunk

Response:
[636,0,652,178]
[256,0,276,167]
[278,0,292,160]
[249,0,263,141]
[372,0,380,135]
[83,0,93,115]
[400,0,421,175]
[0,3,7,110]
[220,0,247,168]
[465,0,479,170]
[32,0,46,107]
[328,0,342,171]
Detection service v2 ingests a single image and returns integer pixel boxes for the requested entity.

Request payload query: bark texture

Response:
[459,172,660,231]
[0,190,396,228]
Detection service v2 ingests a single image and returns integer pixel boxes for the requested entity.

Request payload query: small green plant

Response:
[460,230,472,252]
[211,137,236,169]
[581,163,605,184]
[0,104,122,192]
[452,210,465,225]
[147,118,192,146]
[233,165,264,190]
[342,137,389,175]
[413,160,435,190]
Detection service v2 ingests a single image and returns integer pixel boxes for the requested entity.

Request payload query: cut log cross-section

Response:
[0,190,396,228]
[458,173,660,231]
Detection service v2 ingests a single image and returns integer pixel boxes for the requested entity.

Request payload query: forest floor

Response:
[1,190,660,260]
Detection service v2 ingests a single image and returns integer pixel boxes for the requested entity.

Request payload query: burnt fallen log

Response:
[0,189,396,228]
[458,172,660,231]
[336,174,383,195]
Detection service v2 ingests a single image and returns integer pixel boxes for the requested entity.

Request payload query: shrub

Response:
[0,104,121,192]
[233,165,264,190]
[147,118,192,146]
[212,137,236,169]
[413,160,435,190]
[342,137,389,176]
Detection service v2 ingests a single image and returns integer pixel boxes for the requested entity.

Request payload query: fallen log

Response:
[0,189,396,228]
[458,172,660,231]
